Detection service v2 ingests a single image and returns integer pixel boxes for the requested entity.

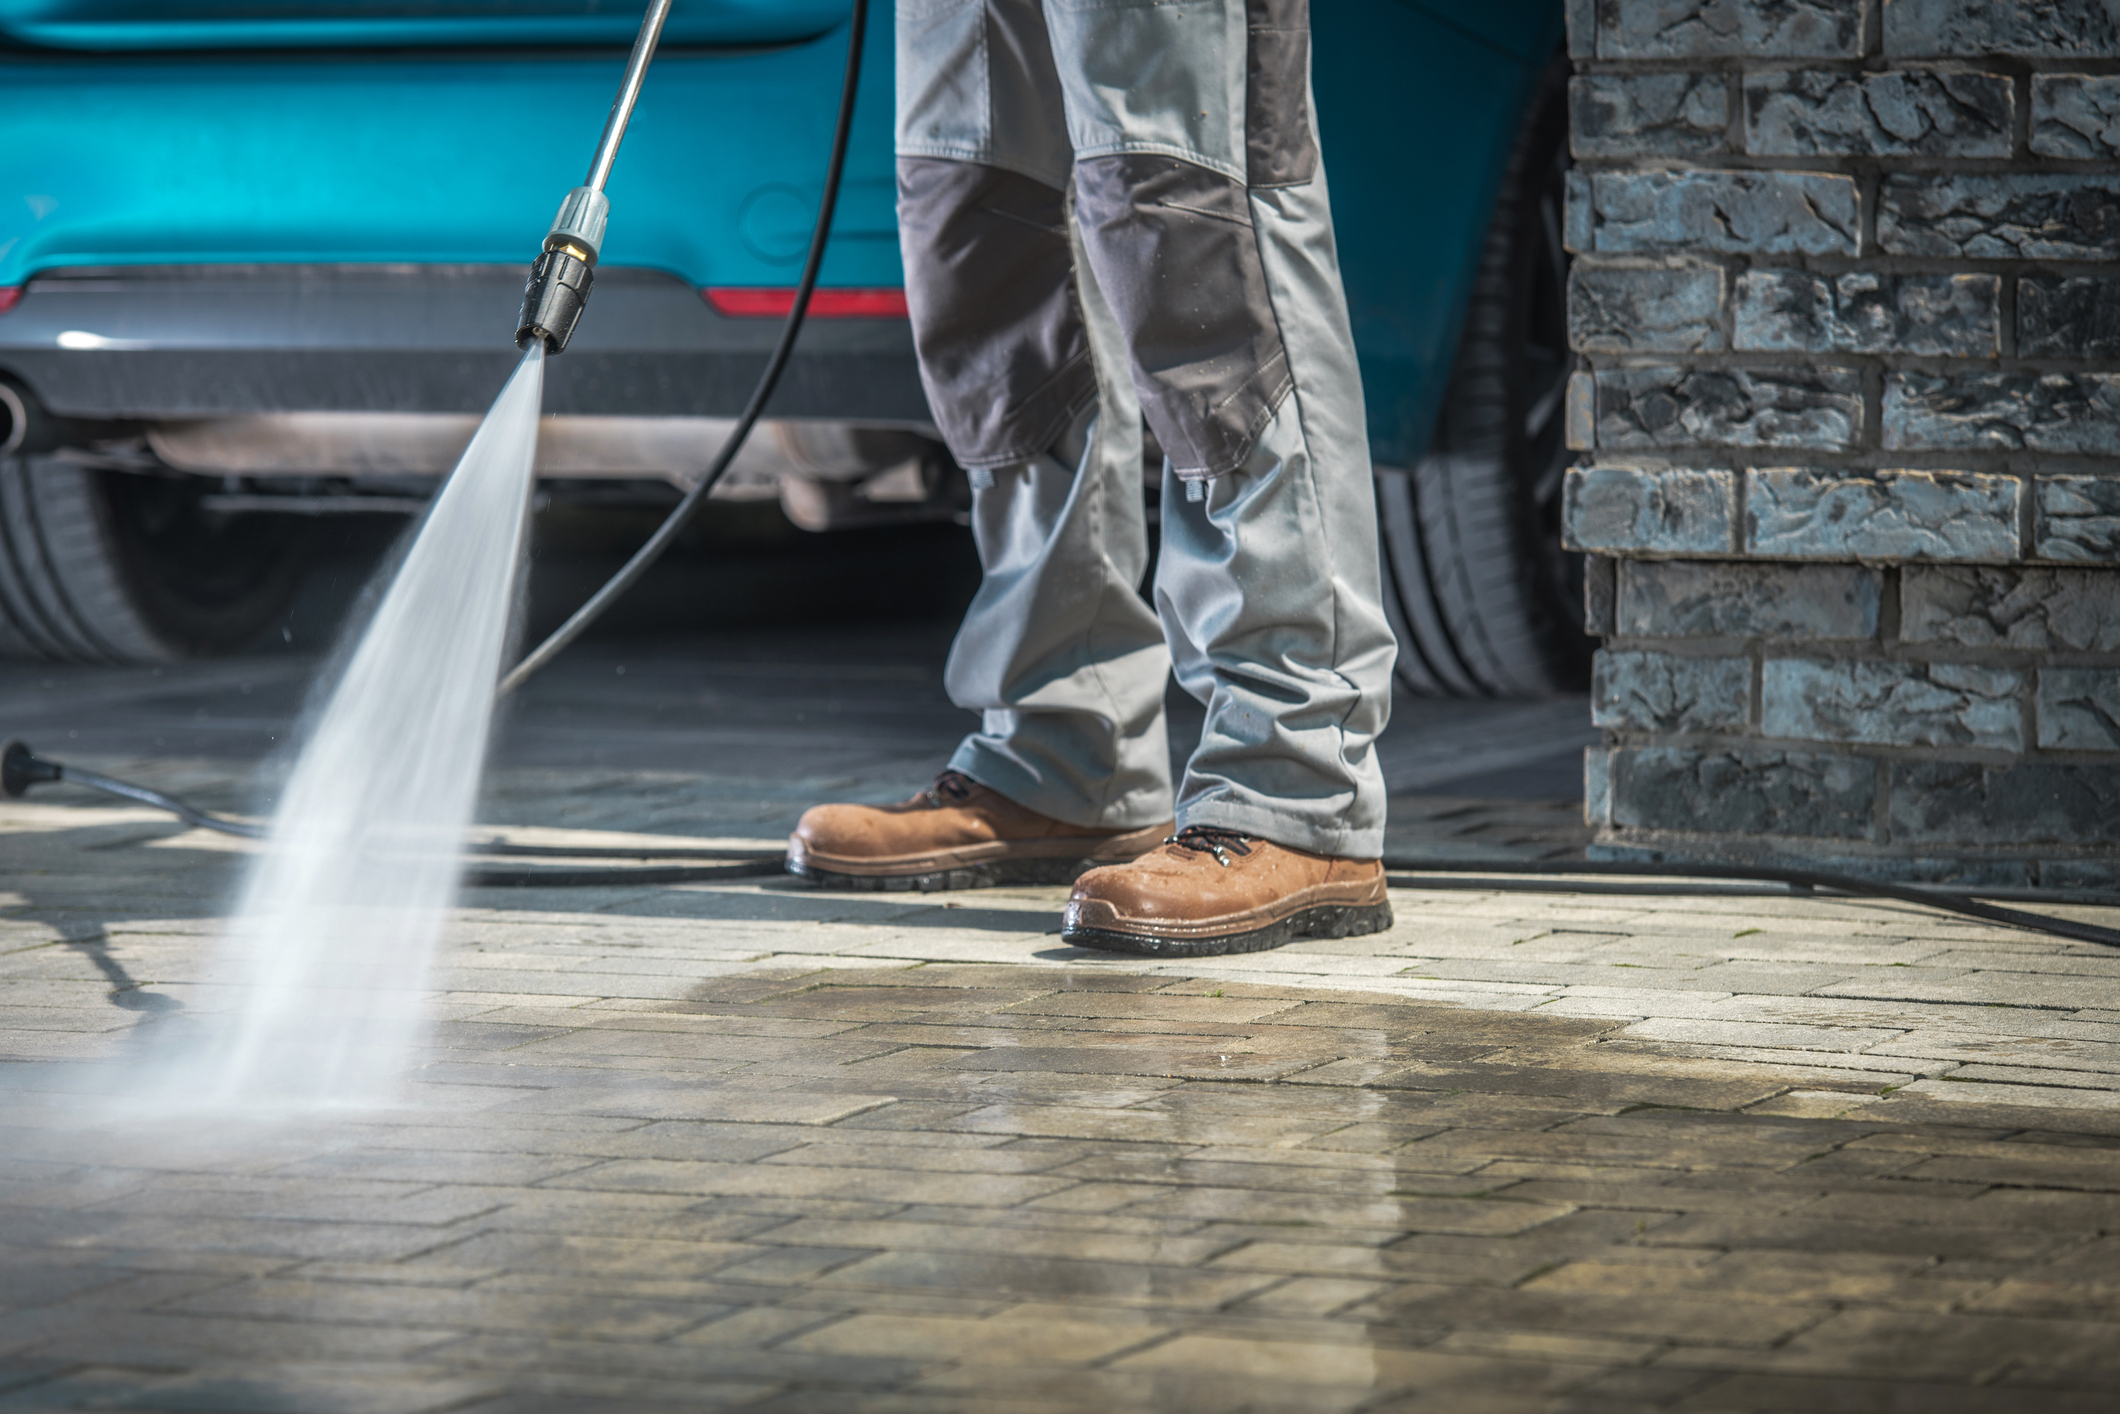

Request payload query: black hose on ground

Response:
[9,739,2119,947]
[1378,858,2120,951]
[495,0,870,697]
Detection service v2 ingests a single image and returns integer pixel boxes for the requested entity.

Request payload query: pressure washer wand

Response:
[515,0,674,354]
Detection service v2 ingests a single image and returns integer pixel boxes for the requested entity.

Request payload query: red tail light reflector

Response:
[0,288,21,315]
[703,287,908,319]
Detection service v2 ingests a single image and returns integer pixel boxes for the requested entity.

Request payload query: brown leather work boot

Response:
[786,770,1172,892]
[1062,825,1392,956]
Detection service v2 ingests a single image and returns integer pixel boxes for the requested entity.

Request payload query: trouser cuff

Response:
[1178,797,1384,861]
[949,737,1174,833]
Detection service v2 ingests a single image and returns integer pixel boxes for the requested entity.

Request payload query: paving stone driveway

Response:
[6,650,2120,1411]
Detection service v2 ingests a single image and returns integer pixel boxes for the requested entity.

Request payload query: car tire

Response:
[1378,55,1588,699]
[0,457,307,663]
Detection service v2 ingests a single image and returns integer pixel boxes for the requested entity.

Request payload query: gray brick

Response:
[1879,174,2120,261]
[1903,566,2120,652]
[1584,744,1612,826]
[1563,170,1594,255]
[1745,70,2012,157]
[2040,668,2120,751]
[1761,659,2026,751]
[1584,170,1860,257]
[1564,465,1736,556]
[1572,74,1728,158]
[1886,372,2120,455]
[1593,650,1751,733]
[1597,367,1863,452]
[1618,560,1881,639]
[1886,1,2120,60]
[2033,75,2120,159]
[2043,858,2120,890]
[1585,554,1617,636]
[2020,276,2120,360]
[1595,0,1865,59]
[2035,476,2120,563]
[1610,746,1877,840]
[1891,761,2120,847]
[1566,371,1596,450]
[1734,270,1998,357]
[1746,468,2020,563]
[1569,262,1725,354]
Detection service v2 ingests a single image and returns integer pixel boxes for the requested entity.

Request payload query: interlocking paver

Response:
[11,657,2120,1409]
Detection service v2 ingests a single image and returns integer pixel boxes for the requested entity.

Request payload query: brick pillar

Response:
[1563,0,2120,889]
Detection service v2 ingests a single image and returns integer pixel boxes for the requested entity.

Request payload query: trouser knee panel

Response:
[1073,153,1292,480]
[898,157,1098,469]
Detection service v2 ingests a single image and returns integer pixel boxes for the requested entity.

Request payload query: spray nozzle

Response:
[512,0,670,352]
[516,186,609,354]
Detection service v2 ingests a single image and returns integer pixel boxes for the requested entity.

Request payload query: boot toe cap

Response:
[790,802,885,859]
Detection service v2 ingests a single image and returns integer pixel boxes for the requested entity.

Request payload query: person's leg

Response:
[943,219,1174,831]
[1045,0,1392,852]
[1040,0,1398,952]
[1154,162,1394,859]
[897,0,1171,830]
[785,0,1173,890]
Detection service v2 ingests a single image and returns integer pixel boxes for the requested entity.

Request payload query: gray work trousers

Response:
[897,0,1396,858]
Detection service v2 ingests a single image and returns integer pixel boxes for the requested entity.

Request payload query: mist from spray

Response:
[186,344,544,1110]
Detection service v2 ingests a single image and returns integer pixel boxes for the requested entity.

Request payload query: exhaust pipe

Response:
[0,377,98,457]
[0,379,38,456]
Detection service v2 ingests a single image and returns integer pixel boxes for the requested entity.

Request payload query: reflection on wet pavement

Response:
[7,634,2120,1410]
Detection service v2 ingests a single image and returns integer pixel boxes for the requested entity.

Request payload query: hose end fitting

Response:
[1,740,60,799]
[515,186,611,354]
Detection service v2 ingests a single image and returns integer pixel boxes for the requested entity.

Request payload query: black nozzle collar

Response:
[516,244,596,354]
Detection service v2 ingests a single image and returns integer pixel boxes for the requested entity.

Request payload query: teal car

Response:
[0,0,1576,697]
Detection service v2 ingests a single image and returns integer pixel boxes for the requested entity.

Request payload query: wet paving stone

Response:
[7,651,2120,1408]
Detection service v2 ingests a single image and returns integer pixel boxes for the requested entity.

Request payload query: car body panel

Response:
[1320,0,1559,463]
[0,0,1562,464]
[1389,0,1563,66]
[1,265,927,419]
[0,1,847,51]
[0,33,902,291]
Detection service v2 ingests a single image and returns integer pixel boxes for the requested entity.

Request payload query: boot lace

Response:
[1165,824,1255,868]
[921,771,978,808]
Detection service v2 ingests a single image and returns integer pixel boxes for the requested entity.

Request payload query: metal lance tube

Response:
[584,0,673,197]
[515,0,674,353]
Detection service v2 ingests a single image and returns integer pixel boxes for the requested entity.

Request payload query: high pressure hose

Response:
[499,0,871,697]
[7,736,2119,946]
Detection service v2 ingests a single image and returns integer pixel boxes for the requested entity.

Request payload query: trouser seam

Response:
[895,148,1073,194]
[1074,192,1160,824]
[1081,447,1124,821]
[952,350,1101,470]
[1250,191,1364,744]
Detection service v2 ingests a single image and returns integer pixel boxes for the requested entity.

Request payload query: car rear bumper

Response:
[0,264,932,423]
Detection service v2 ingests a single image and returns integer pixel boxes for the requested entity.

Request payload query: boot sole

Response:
[1063,901,1395,958]
[788,855,1119,893]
